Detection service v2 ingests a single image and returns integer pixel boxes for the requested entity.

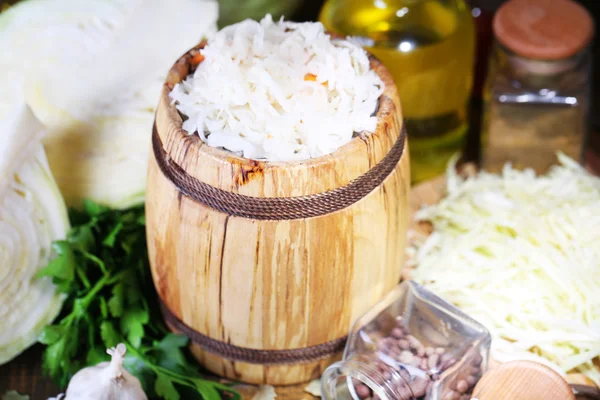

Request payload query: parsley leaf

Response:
[120,308,149,348]
[39,201,239,399]
[108,282,125,318]
[38,326,64,346]
[35,241,75,292]
[99,321,121,348]
[152,334,191,373]
[155,376,180,400]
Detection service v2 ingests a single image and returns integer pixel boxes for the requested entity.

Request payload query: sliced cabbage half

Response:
[0,100,70,364]
[0,0,218,209]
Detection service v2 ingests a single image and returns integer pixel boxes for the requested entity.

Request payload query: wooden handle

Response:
[473,360,575,400]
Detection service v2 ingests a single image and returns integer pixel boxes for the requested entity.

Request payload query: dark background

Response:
[2,0,600,138]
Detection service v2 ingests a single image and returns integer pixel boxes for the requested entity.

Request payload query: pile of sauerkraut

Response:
[170,15,384,162]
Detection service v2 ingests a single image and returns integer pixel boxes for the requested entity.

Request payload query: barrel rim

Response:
[162,40,398,162]
[154,39,405,196]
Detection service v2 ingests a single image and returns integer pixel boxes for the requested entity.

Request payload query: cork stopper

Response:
[493,0,594,60]
[473,360,575,400]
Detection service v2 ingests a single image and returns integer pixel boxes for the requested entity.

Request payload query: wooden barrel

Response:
[146,43,410,385]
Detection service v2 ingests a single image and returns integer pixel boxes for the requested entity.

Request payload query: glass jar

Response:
[320,281,491,400]
[482,0,594,174]
[319,0,475,184]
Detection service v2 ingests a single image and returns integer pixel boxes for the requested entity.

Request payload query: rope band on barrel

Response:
[160,301,347,365]
[152,122,406,220]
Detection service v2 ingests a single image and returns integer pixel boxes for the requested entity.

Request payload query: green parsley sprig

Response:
[37,200,240,400]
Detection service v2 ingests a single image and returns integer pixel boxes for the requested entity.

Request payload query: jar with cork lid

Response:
[482,0,594,173]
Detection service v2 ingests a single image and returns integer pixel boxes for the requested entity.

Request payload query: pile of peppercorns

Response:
[351,317,483,400]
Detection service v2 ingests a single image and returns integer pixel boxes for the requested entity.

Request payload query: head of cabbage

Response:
[0,98,70,364]
[1,0,218,209]
[0,0,218,364]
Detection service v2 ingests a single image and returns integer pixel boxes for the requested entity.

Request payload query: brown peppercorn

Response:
[354,383,371,399]
[391,328,404,339]
[398,384,414,400]
[442,390,458,400]
[398,339,410,350]
[428,353,439,370]
[377,338,392,350]
[441,358,457,370]
[440,353,453,363]
[388,346,401,358]
[406,335,421,350]
[399,350,414,364]
[442,390,459,400]
[411,376,429,397]
[456,379,469,394]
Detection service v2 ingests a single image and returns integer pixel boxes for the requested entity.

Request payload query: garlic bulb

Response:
[63,344,147,400]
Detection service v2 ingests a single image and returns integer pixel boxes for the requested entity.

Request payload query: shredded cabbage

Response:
[0,0,218,208]
[0,101,69,364]
[170,15,384,161]
[410,153,600,385]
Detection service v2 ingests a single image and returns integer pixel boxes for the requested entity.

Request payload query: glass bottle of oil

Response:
[320,0,475,183]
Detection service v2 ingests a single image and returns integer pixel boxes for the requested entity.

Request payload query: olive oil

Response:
[320,0,475,183]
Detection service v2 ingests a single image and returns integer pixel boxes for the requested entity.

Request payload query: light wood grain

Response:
[157,45,400,198]
[146,45,411,385]
[473,360,575,400]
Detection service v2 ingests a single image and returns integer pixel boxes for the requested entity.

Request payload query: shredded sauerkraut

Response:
[169,14,384,162]
[410,153,600,385]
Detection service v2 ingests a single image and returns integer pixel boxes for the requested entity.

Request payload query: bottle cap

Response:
[493,0,594,60]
